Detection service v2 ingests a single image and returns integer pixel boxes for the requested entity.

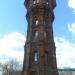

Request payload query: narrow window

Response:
[35,31,38,38]
[44,18,48,25]
[46,2,48,4]
[46,0,49,4]
[45,51,48,63]
[36,20,39,25]
[34,51,38,61]
[44,32,46,38]
[33,18,39,26]
[38,31,46,40]
[33,0,36,4]
[37,0,39,3]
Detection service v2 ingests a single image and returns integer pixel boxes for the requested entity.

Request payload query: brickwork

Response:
[21,0,59,75]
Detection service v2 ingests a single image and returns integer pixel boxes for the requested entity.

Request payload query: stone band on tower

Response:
[22,0,59,75]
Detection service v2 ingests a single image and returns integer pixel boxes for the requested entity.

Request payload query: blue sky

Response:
[0,0,75,68]
[0,0,27,37]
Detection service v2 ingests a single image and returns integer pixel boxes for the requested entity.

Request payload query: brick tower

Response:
[22,0,59,75]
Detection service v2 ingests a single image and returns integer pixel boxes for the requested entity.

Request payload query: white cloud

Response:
[68,22,75,35]
[68,0,75,12]
[55,37,75,68]
[1,32,75,68]
[0,32,26,63]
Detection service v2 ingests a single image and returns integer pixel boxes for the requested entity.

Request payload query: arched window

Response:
[35,31,38,38]
[37,0,39,3]
[46,2,48,5]
[35,20,39,25]
[43,17,48,25]
[33,0,36,4]
[35,31,46,39]
[33,0,39,4]
[33,18,39,26]
[34,51,38,61]
[46,0,49,4]
[45,51,48,63]
[44,32,46,38]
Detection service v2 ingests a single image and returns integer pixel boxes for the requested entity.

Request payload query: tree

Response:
[1,59,22,75]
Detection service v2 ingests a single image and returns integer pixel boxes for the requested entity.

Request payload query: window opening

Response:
[37,0,39,3]
[38,31,46,40]
[34,51,38,61]
[45,51,48,63]
[35,31,38,38]
[46,0,49,4]
[33,0,36,4]
[36,20,39,25]
[44,32,46,38]
[46,2,48,4]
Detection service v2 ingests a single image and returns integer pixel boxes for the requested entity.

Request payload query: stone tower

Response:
[22,0,59,75]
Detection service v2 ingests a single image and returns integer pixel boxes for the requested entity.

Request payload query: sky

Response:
[0,0,75,68]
